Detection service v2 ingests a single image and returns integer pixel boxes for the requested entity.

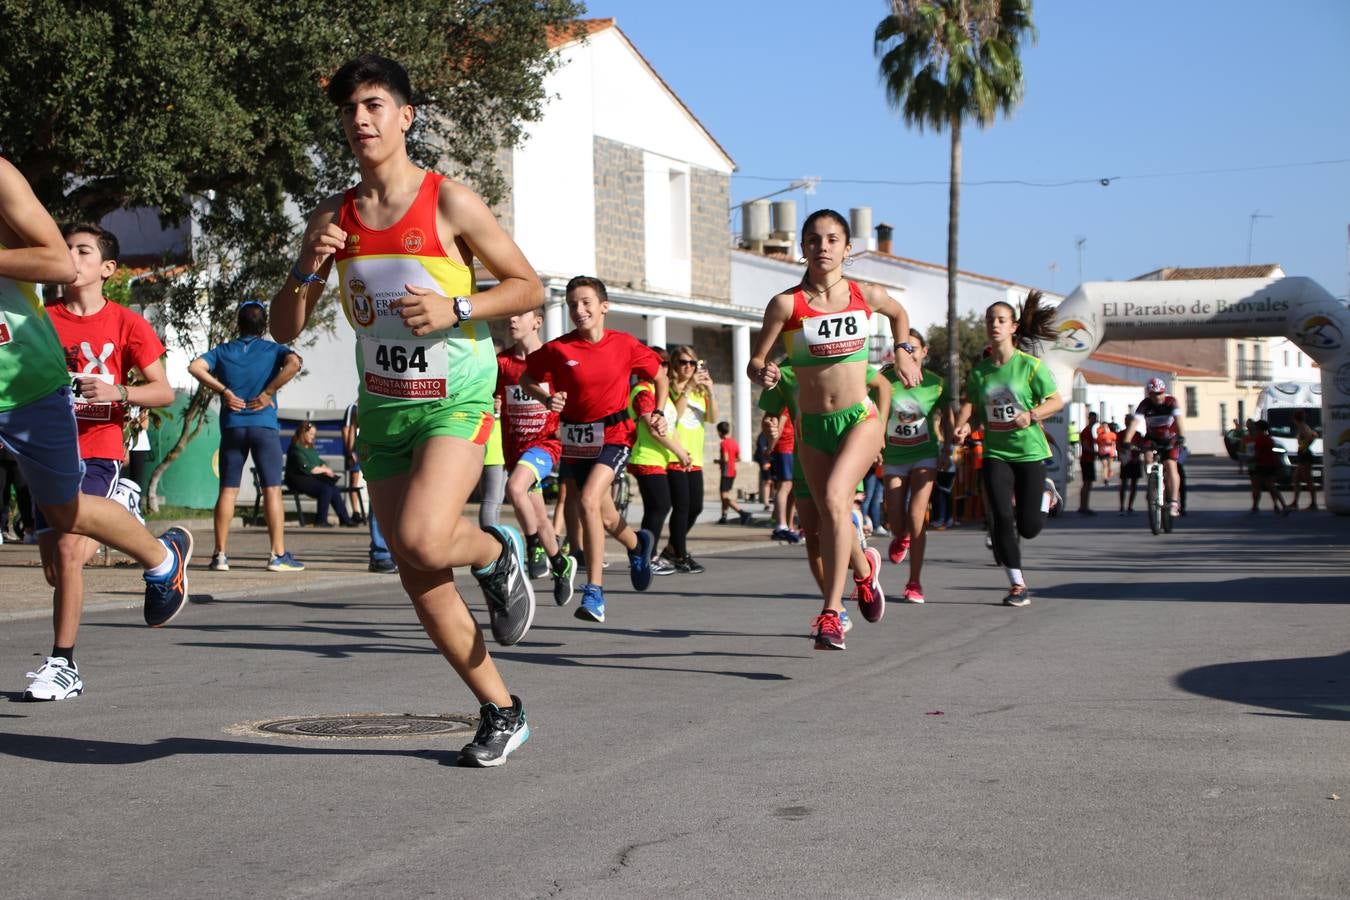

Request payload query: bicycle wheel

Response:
[611,473,631,524]
[1147,468,1163,535]
[1162,496,1174,533]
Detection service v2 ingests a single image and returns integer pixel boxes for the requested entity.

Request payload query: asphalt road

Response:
[2,458,1347,899]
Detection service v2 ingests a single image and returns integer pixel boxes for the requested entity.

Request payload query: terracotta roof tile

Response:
[1087,349,1225,379]
[546,17,614,49]
[1079,370,1138,387]
[1133,264,1282,281]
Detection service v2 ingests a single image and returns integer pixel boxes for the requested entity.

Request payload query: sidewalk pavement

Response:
[0,504,781,622]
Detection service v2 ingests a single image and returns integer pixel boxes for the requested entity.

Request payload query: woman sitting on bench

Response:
[285,421,357,527]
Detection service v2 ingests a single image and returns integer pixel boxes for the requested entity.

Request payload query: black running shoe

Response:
[674,555,705,574]
[1003,585,1031,608]
[144,527,192,627]
[628,528,655,591]
[475,526,536,646]
[551,554,577,606]
[459,695,529,767]
[527,537,548,579]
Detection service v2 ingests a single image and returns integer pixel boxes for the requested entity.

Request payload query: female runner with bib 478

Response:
[748,209,922,650]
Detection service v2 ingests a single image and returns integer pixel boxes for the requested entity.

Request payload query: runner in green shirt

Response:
[952,293,1063,608]
[880,330,951,603]
[0,157,193,678]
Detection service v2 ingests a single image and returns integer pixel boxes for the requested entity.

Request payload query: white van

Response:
[1254,381,1322,482]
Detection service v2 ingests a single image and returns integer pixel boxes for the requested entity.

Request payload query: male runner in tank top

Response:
[269,55,541,767]
[0,158,192,704]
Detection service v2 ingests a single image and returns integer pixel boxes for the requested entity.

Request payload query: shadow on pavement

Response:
[0,732,446,765]
[1174,651,1350,721]
[1039,574,1350,604]
[493,648,797,681]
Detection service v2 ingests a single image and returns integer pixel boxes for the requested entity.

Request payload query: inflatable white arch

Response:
[1037,276,1350,514]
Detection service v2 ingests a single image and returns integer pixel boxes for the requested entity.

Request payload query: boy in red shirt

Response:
[716,420,750,525]
[520,276,669,623]
[497,307,575,605]
[27,223,176,699]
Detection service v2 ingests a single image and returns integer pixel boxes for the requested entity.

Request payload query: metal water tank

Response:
[742,200,771,243]
[850,207,873,248]
[771,200,797,241]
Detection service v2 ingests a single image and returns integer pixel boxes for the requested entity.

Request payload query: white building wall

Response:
[510,41,597,277]
[589,30,733,175]
[643,152,691,296]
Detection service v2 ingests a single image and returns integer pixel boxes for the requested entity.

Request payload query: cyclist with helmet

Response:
[1121,377,1185,518]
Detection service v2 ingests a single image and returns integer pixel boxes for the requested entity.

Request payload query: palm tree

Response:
[875,0,1035,394]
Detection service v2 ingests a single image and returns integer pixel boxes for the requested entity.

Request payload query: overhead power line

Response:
[729,157,1350,191]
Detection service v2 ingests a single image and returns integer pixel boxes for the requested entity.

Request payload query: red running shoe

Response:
[902,580,925,603]
[888,534,911,564]
[812,611,846,650]
[856,546,885,623]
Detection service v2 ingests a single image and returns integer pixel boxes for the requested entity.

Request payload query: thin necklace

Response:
[801,275,844,306]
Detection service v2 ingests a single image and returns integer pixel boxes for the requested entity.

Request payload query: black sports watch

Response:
[895,341,916,355]
[452,295,473,328]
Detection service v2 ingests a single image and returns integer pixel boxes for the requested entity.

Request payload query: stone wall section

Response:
[690,167,730,302]
[593,137,645,287]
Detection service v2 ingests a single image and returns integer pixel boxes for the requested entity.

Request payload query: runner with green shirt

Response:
[269,55,541,766]
[952,293,1062,608]
[881,330,951,603]
[0,157,192,666]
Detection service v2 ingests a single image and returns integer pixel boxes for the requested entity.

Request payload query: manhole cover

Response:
[227,713,476,740]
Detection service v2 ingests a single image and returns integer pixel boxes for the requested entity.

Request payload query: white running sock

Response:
[145,541,174,579]
[1005,567,1024,587]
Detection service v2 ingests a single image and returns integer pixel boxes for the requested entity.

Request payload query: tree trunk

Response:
[144,386,213,513]
[946,116,962,406]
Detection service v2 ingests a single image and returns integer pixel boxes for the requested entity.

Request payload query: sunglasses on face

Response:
[674,359,696,367]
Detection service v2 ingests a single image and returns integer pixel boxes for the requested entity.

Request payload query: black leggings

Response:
[286,473,351,525]
[981,458,1046,570]
[634,471,672,546]
[666,468,704,558]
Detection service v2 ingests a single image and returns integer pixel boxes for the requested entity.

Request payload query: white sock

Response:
[145,541,175,579]
[1005,567,1024,587]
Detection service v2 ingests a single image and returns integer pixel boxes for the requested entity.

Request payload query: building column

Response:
[544,285,566,341]
[733,324,752,461]
[646,314,667,349]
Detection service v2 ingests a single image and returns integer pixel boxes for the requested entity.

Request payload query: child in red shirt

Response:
[28,222,176,699]
[716,421,750,525]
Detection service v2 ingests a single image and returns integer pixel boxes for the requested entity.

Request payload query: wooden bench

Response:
[245,418,365,526]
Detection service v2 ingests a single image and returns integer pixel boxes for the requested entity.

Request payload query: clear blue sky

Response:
[587,0,1350,298]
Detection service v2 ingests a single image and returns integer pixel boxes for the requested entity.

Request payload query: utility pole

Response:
[1247,210,1272,264]
[1075,237,1086,284]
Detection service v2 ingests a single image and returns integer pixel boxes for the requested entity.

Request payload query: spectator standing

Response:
[753,416,774,507]
[1290,409,1319,511]
[664,346,715,573]
[627,354,686,577]
[1077,411,1098,514]
[1095,420,1116,485]
[188,300,304,572]
[343,402,396,573]
[1117,422,1142,514]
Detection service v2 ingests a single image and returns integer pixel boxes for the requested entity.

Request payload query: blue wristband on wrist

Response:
[291,264,323,285]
